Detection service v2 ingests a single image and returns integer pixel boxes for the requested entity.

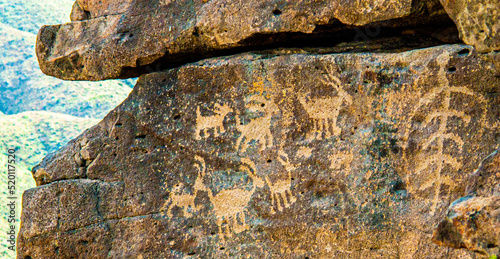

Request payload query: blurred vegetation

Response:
[0,0,135,257]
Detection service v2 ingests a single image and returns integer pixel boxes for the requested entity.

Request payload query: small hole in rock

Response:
[129,34,134,38]
[448,66,457,72]
[192,27,200,37]
[162,78,167,82]
[187,252,196,255]
[25,256,32,259]
[115,123,122,127]
[487,243,497,248]
[291,178,295,181]
[135,134,147,139]
[261,103,265,107]
[273,9,282,15]
[458,49,470,56]
[220,247,225,250]
[267,159,272,163]
[173,115,181,120]
[145,107,151,111]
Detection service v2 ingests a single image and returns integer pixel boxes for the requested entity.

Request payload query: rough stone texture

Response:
[439,0,500,53]
[19,44,500,258]
[433,195,500,257]
[433,149,500,257]
[35,0,454,81]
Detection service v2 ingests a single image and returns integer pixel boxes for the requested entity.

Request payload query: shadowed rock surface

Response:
[433,149,500,257]
[36,0,456,81]
[18,44,500,258]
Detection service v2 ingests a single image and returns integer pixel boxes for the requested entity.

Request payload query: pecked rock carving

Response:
[19,44,500,258]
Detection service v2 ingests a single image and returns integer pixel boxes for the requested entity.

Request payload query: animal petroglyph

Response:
[163,155,207,217]
[164,182,199,218]
[266,151,297,214]
[236,94,277,152]
[207,158,264,235]
[195,103,233,140]
[299,64,352,140]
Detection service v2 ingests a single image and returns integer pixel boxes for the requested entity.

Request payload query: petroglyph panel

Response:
[21,45,500,258]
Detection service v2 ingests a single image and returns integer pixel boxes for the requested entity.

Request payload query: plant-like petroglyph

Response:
[194,103,233,139]
[236,94,277,152]
[299,64,352,140]
[266,151,297,214]
[407,52,487,216]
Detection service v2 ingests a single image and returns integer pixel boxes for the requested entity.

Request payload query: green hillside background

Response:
[0,0,135,257]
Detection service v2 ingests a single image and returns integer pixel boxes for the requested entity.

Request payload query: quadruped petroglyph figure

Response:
[164,182,199,218]
[207,158,265,235]
[299,64,352,140]
[236,94,277,152]
[195,103,233,139]
[266,151,297,214]
[163,155,207,217]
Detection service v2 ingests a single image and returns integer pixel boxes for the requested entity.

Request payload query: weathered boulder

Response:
[19,44,500,258]
[433,195,500,257]
[36,0,454,81]
[433,149,500,257]
[439,0,500,53]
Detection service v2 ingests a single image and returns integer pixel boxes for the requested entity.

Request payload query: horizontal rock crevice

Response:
[37,0,465,81]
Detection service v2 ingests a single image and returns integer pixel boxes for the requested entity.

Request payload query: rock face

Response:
[18,44,500,258]
[433,149,500,257]
[439,0,500,53]
[36,0,454,81]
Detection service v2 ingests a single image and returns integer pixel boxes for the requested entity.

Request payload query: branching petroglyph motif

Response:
[195,103,233,140]
[266,151,297,214]
[236,94,277,152]
[407,52,487,216]
[299,64,352,140]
